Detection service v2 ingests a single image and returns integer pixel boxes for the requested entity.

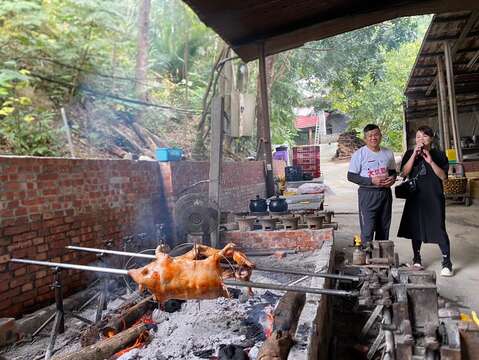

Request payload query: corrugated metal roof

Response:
[294,112,330,129]
[295,115,319,129]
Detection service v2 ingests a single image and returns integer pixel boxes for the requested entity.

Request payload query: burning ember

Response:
[262,306,275,338]
[112,330,149,358]
[107,314,155,359]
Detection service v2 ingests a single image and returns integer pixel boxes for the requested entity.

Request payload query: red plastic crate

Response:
[292,146,321,178]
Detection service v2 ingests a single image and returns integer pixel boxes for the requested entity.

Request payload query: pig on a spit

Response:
[128,243,255,303]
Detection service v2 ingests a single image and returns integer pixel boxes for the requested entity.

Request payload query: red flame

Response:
[112,330,149,358]
[109,314,154,359]
[263,308,274,338]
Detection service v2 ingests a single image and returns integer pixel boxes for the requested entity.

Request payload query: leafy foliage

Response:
[0,0,431,155]
[0,69,61,156]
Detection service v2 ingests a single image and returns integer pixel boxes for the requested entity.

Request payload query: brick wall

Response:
[222,228,333,250]
[464,160,479,173]
[0,156,265,317]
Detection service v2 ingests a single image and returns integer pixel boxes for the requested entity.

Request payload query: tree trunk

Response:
[135,0,151,102]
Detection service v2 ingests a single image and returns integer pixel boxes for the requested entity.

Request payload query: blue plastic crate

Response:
[155,148,183,162]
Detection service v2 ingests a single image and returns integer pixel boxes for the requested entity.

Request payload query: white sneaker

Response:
[440,267,454,277]
[413,263,423,269]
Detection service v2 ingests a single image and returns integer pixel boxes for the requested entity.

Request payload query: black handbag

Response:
[395,173,419,199]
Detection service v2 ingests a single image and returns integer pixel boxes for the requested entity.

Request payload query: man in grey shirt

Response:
[347,124,397,243]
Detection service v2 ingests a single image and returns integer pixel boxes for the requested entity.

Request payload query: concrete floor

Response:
[319,149,479,312]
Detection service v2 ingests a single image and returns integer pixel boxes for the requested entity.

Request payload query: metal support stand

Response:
[95,278,108,323]
[44,268,65,360]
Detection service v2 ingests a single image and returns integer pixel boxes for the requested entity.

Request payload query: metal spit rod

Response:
[10,258,358,297]
[66,245,360,282]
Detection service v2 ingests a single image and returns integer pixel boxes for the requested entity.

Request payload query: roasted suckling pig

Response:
[128,243,255,303]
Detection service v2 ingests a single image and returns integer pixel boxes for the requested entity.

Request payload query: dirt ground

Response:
[319,144,479,312]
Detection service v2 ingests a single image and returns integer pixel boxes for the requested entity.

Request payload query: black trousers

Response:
[358,187,392,243]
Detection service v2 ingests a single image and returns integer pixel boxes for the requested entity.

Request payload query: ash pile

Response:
[335,131,365,160]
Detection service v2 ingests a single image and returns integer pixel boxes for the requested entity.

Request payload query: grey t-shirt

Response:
[349,146,396,183]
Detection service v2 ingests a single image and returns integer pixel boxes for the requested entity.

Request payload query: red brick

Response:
[50,224,70,234]
[37,173,59,181]
[36,245,48,253]
[0,287,19,302]
[6,200,19,209]
[16,290,35,303]
[21,283,33,292]
[21,198,42,206]
[3,225,29,236]
[43,188,59,196]
[12,231,37,243]
[32,237,44,245]
[14,267,27,277]
[9,275,31,288]
[44,218,64,228]
[0,298,12,311]
[4,182,23,191]
[35,270,47,279]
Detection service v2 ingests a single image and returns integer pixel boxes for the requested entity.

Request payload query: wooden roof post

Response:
[436,56,450,150]
[258,42,275,197]
[209,96,224,248]
[436,89,445,150]
[444,41,463,162]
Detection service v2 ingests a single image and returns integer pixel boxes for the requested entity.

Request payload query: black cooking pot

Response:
[268,195,288,213]
[249,195,267,213]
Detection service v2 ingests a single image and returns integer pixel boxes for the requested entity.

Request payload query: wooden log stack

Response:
[335,131,365,160]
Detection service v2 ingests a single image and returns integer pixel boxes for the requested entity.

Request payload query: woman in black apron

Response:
[397,125,453,276]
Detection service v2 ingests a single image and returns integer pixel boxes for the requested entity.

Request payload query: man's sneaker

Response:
[412,257,422,269]
[440,266,454,277]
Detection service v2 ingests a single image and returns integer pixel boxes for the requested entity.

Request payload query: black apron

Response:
[397,149,449,244]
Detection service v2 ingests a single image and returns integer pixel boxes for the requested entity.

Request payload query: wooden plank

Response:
[209,96,224,248]
[468,49,479,68]
[258,43,275,197]
[444,41,463,162]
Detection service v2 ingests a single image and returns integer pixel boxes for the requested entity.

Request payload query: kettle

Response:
[268,195,288,213]
[249,195,267,213]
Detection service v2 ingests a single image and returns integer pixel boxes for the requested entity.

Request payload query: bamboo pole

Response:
[437,56,450,150]
[444,41,463,162]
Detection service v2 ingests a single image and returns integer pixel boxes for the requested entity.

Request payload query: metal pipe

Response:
[383,307,396,360]
[67,245,155,259]
[66,245,360,282]
[224,279,358,297]
[10,258,357,297]
[254,265,359,282]
[10,258,129,275]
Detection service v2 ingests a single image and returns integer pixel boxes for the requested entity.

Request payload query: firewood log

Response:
[257,330,294,360]
[273,292,306,335]
[52,323,148,360]
[101,296,155,336]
